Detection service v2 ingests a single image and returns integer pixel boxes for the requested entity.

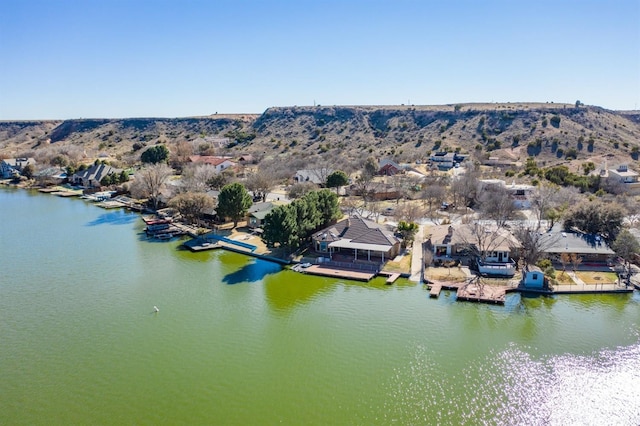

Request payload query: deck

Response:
[426,280,514,305]
[298,265,377,282]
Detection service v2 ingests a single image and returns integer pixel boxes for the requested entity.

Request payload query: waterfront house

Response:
[427,224,519,276]
[70,164,121,188]
[540,227,616,268]
[312,215,401,263]
[1,157,36,178]
[246,202,275,229]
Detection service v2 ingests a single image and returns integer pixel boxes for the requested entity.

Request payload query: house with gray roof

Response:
[1,157,36,178]
[294,168,332,185]
[311,215,401,263]
[541,227,616,267]
[246,202,275,229]
[70,163,121,188]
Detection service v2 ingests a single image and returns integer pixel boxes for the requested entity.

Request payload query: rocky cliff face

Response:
[1,103,639,167]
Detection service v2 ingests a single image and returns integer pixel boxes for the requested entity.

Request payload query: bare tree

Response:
[421,184,447,221]
[245,168,278,202]
[570,253,582,272]
[130,163,173,210]
[287,181,319,199]
[450,162,479,208]
[511,225,560,269]
[169,192,215,225]
[394,202,424,223]
[477,185,516,228]
[459,222,514,263]
[179,164,218,193]
[531,183,559,230]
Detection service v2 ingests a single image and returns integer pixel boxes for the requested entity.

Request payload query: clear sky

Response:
[1,0,638,119]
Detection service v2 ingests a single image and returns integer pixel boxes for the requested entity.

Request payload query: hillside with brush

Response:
[1,103,639,170]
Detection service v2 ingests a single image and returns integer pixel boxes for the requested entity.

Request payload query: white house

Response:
[294,169,332,185]
[607,164,640,195]
[188,156,236,173]
[478,179,536,209]
[428,224,519,277]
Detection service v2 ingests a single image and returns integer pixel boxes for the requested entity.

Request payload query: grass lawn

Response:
[575,271,618,285]
[382,251,412,274]
[555,271,575,284]
[426,266,468,283]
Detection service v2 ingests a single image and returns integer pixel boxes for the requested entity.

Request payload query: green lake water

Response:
[1,187,639,425]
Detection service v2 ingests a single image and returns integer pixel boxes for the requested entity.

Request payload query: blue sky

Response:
[1,0,638,119]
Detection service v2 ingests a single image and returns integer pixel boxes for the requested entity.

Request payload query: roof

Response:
[188,155,234,166]
[248,202,274,220]
[379,158,401,170]
[314,215,399,249]
[428,224,520,251]
[542,230,615,255]
[525,265,543,274]
[74,164,121,183]
[295,169,331,185]
[3,157,36,167]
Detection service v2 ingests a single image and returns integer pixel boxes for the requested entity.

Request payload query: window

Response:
[532,273,538,280]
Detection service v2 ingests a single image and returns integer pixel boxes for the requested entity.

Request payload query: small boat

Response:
[154,233,173,240]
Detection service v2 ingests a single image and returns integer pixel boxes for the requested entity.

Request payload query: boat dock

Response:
[297,264,377,282]
[385,273,401,284]
[426,280,515,305]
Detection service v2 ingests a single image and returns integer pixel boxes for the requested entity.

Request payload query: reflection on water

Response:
[387,342,640,425]
[222,257,282,284]
[86,209,139,226]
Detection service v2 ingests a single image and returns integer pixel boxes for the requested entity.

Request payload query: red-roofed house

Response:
[188,156,236,173]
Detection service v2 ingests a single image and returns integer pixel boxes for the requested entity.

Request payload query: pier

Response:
[426,280,515,305]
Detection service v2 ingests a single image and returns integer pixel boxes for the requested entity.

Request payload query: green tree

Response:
[291,196,321,242]
[119,170,130,183]
[216,182,252,227]
[315,189,341,226]
[141,144,170,164]
[326,170,349,194]
[206,168,234,190]
[262,204,299,249]
[563,200,626,242]
[397,221,419,248]
[100,174,114,186]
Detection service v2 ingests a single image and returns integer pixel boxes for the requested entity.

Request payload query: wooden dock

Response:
[299,265,376,282]
[379,271,402,285]
[429,284,442,298]
[426,280,514,305]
